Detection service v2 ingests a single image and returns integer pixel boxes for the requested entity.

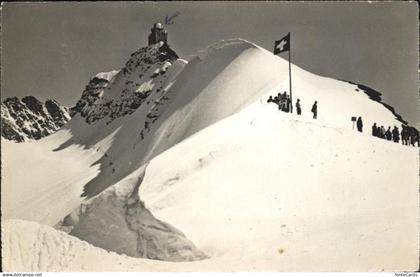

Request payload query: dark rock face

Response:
[45,99,70,126]
[70,77,111,120]
[72,43,179,125]
[22,96,45,115]
[1,96,71,142]
[2,44,180,141]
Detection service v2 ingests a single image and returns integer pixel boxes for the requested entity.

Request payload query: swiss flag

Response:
[274,33,290,55]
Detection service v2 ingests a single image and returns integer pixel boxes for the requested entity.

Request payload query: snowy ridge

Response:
[348,82,408,125]
[2,38,418,271]
[140,102,419,271]
[3,103,418,271]
[1,96,71,142]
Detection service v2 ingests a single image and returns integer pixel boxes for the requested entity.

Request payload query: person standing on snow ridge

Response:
[385,127,392,141]
[372,123,378,137]
[281,92,287,111]
[311,101,318,119]
[408,127,419,147]
[392,126,400,143]
[356,117,363,132]
[296,99,301,115]
[401,126,408,145]
[286,95,291,113]
[380,126,385,139]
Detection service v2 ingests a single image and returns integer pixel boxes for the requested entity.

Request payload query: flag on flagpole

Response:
[273,33,290,55]
[273,32,293,113]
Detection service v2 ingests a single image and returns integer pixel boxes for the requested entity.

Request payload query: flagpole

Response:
[288,32,293,114]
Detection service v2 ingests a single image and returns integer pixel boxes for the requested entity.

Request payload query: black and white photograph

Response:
[1,1,419,272]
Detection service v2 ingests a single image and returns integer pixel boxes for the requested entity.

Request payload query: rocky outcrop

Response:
[71,43,179,125]
[1,96,71,142]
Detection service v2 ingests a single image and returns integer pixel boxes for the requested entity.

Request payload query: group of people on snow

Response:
[267,92,317,119]
[355,118,418,146]
[372,123,419,146]
[266,93,418,147]
[267,92,292,113]
[371,124,400,143]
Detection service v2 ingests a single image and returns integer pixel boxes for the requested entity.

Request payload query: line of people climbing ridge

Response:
[371,123,419,146]
[348,117,418,146]
[267,92,317,119]
[266,92,419,147]
[371,124,400,143]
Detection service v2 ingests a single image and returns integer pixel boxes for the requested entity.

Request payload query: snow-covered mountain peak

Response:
[53,38,413,200]
[71,43,181,125]
[3,38,418,271]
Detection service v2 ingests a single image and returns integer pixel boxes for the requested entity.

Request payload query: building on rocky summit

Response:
[148,22,168,46]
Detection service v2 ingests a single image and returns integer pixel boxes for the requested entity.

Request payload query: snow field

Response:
[2,38,417,271]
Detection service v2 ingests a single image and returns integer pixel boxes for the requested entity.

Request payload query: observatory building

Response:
[148,22,168,46]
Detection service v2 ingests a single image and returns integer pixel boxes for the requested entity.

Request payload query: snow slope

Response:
[2,43,184,226]
[3,103,418,271]
[1,128,104,225]
[139,103,419,271]
[2,38,418,271]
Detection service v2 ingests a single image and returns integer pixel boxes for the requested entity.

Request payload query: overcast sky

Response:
[1,1,418,125]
